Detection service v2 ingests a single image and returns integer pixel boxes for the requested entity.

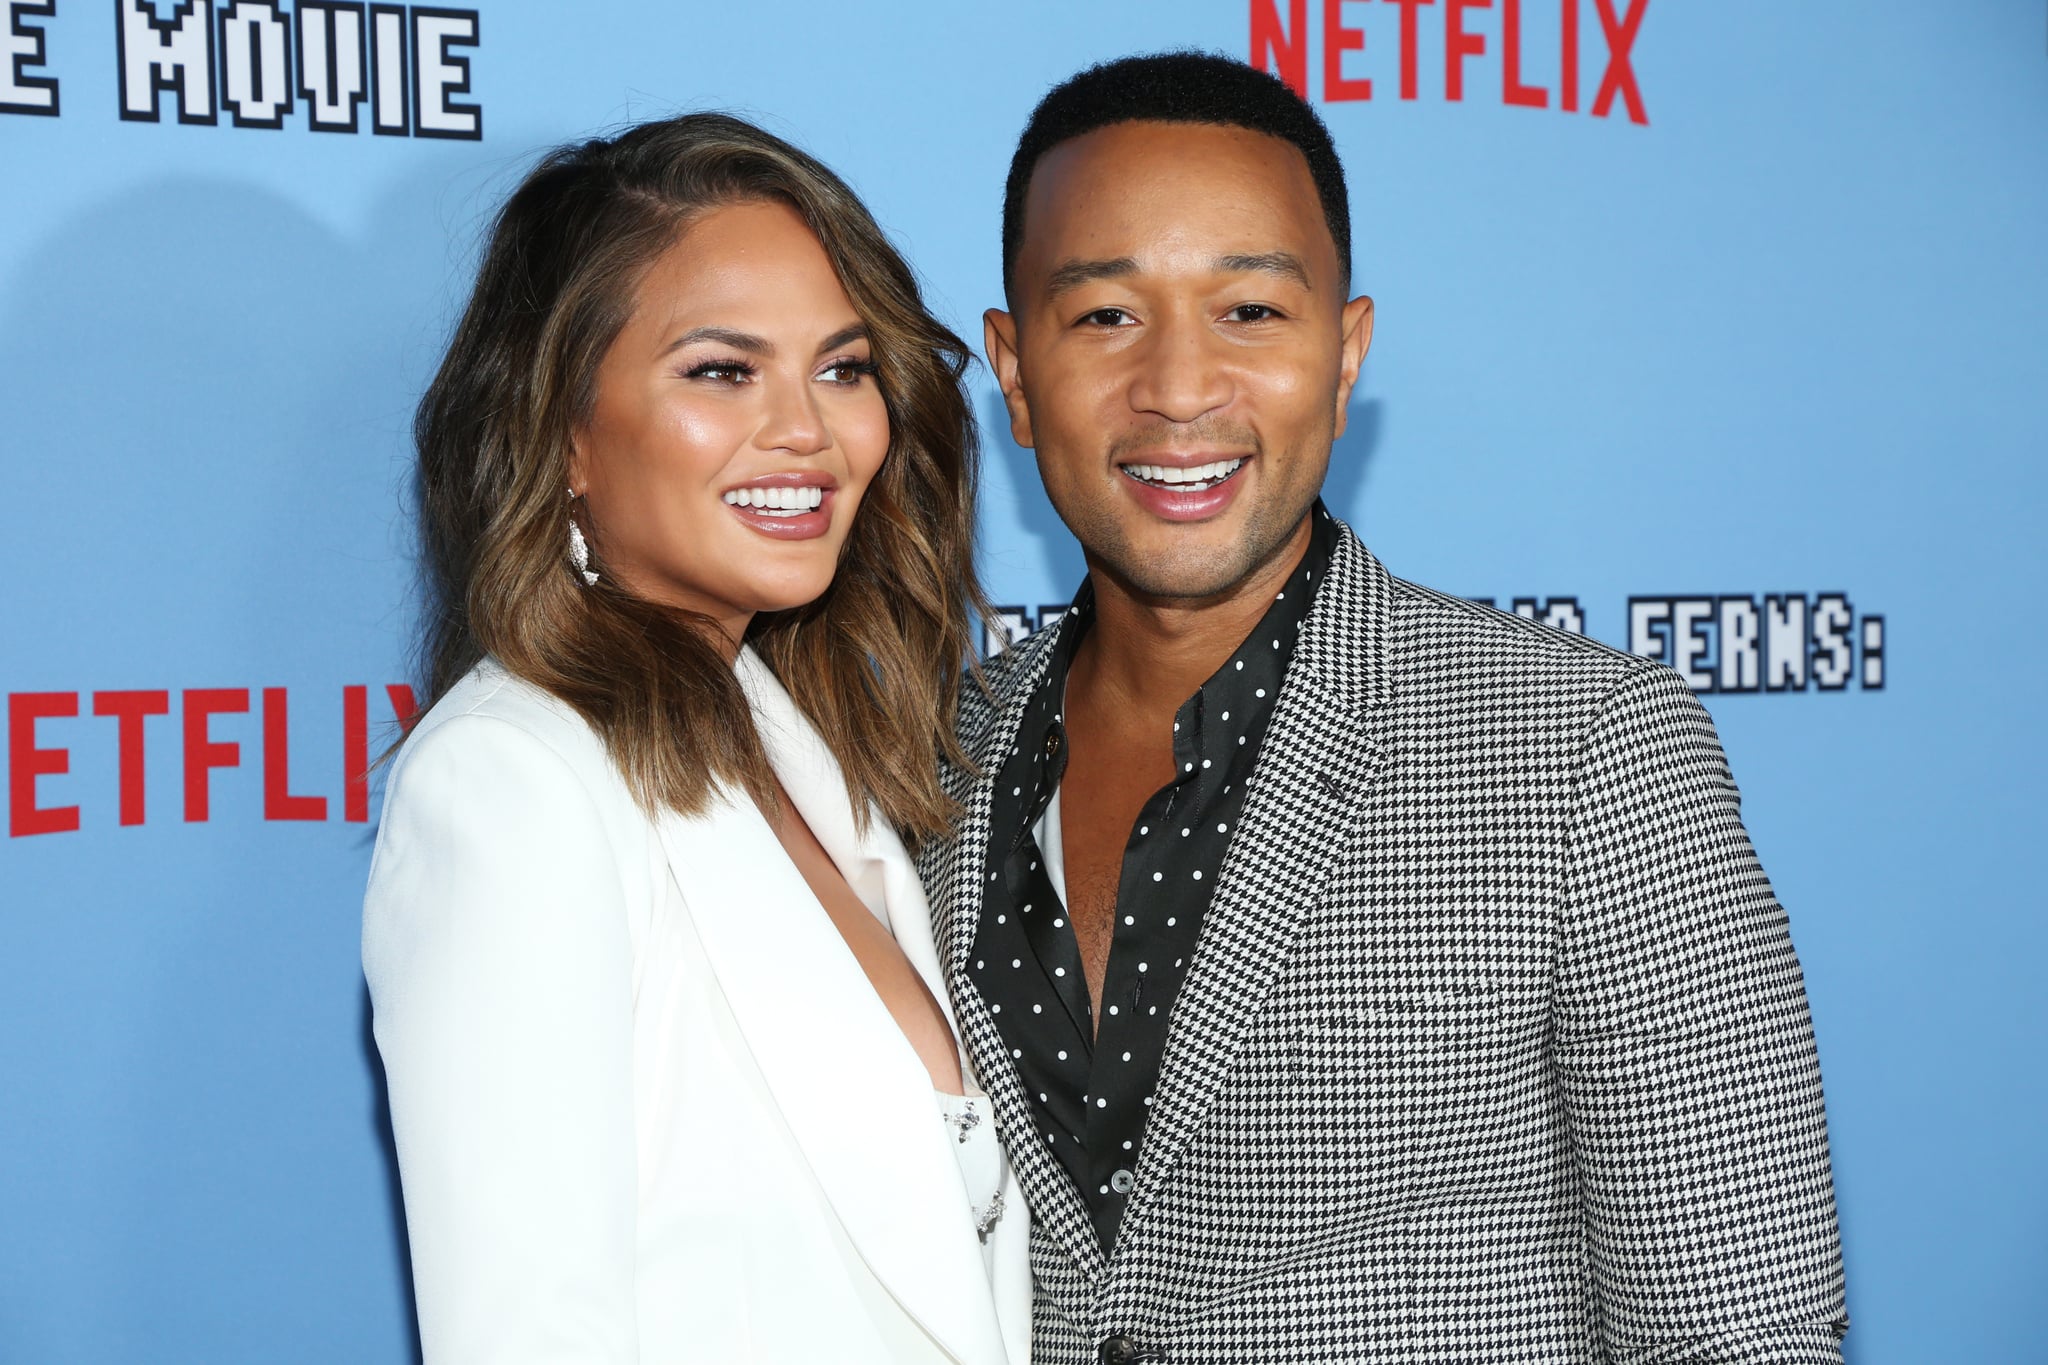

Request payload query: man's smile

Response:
[1119,457,1248,492]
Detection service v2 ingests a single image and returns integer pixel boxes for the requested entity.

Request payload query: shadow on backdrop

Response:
[362,986,424,1365]
[0,159,485,1364]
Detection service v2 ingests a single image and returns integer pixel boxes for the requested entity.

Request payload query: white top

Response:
[936,1089,1005,1262]
[1034,783,1069,908]
[362,654,1031,1364]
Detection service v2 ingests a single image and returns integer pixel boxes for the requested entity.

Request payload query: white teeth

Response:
[723,485,825,514]
[1123,458,1246,490]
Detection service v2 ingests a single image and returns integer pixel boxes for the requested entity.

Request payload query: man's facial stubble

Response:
[991,121,1369,609]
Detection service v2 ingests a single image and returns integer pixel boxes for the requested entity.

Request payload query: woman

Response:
[362,114,1027,1364]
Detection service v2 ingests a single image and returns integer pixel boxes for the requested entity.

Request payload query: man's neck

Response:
[1068,514,1313,720]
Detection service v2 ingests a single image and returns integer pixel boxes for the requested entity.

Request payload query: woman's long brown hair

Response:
[413,113,987,843]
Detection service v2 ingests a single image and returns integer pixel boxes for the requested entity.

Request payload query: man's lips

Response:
[1117,455,1249,491]
[1115,454,1251,523]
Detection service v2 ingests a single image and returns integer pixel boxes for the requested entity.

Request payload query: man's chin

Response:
[1079,495,1318,605]
[1091,535,1266,604]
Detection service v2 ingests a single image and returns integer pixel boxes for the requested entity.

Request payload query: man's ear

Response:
[1331,295,1375,437]
[983,308,1035,449]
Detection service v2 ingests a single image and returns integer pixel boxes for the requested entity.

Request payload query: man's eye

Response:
[1081,307,1133,327]
[1228,304,1280,323]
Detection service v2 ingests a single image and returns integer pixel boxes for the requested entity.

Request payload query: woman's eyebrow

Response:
[663,325,772,356]
[815,323,868,354]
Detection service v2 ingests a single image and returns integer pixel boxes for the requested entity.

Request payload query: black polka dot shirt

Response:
[970,505,1338,1249]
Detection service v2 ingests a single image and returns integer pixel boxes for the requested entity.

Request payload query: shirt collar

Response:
[1039,500,1339,735]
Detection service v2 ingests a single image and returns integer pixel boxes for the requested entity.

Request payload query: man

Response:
[918,51,1848,1364]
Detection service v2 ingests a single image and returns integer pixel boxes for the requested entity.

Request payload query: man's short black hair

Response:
[1001,50,1352,302]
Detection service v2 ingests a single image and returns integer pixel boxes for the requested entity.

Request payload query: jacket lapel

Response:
[738,651,967,1052]
[657,650,1008,1365]
[1116,528,1393,1251]
[932,624,1111,1296]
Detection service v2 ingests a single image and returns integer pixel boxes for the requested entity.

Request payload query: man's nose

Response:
[1125,316,1234,425]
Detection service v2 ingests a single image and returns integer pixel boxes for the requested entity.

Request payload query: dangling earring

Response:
[566,489,599,586]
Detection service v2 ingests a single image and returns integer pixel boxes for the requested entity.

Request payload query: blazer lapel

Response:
[737,651,965,1049]
[1116,528,1394,1251]
[780,711,1036,1365]
[933,625,1111,1293]
[659,650,1009,1365]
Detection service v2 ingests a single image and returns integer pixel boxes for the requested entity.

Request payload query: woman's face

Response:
[571,199,890,642]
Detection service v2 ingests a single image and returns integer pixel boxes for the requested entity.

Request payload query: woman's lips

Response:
[721,484,835,540]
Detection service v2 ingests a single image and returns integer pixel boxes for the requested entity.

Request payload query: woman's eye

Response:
[1081,307,1133,327]
[1228,304,1280,323]
[685,360,754,384]
[820,359,879,385]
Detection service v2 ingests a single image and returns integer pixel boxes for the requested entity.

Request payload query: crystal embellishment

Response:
[951,1104,981,1144]
[976,1189,1006,1238]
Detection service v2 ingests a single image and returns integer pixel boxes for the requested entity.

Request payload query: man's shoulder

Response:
[1389,575,1639,668]
[1369,571,1670,722]
[1314,517,1656,707]
[961,618,1063,729]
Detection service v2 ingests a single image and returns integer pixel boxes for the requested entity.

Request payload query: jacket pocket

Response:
[1354,986,1505,1055]
[1287,985,1507,1065]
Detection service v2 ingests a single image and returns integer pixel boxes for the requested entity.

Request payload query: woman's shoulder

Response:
[366,654,682,926]
[395,658,616,795]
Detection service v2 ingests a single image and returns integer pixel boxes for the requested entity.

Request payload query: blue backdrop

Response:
[4,3,2044,1361]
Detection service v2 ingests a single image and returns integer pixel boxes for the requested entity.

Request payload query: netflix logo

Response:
[1250,0,1649,125]
[8,684,417,838]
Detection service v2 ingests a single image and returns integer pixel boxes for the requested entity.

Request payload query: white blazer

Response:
[362,652,1031,1365]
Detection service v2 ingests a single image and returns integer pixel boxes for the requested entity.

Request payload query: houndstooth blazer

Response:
[919,519,1847,1364]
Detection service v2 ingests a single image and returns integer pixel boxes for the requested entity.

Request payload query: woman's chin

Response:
[738,573,842,619]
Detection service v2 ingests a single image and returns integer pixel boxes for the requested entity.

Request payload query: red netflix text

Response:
[1251,0,1649,124]
[8,685,417,837]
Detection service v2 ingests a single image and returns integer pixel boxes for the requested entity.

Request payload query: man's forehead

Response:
[1031,119,1313,197]
[1019,121,1329,267]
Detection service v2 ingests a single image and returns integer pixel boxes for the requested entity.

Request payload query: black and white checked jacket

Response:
[920,521,1847,1364]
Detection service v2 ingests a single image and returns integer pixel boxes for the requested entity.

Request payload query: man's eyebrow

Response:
[1215,252,1313,290]
[663,325,772,356]
[1045,256,1139,298]
[1043,252,1315,300]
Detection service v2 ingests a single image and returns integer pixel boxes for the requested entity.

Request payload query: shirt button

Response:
[1110,1168,1136,1194]
[1098,1335,1156,1365]
[1045,727,1063,758]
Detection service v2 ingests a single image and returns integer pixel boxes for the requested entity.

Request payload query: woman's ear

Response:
[567,431,589,498]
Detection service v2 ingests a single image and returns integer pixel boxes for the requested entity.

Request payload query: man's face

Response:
[987,120,1373,602]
